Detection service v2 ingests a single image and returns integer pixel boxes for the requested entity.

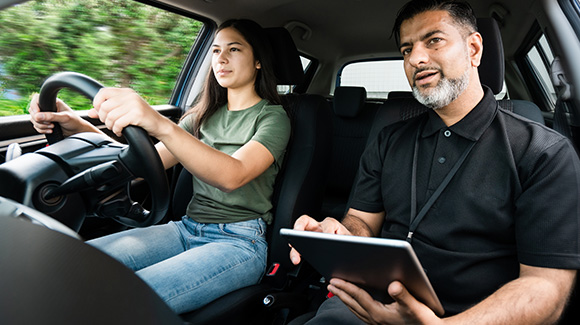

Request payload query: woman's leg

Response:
[86,220,186,271]
[136,218,268,314]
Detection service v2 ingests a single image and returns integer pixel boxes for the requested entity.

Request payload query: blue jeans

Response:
[87,216,268,314]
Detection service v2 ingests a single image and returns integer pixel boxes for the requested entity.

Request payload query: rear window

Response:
[338,59,410,99]
[338,59,509,100]
[0,0,203,116]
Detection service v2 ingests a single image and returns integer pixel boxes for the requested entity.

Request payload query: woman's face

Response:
[211,27,261,91]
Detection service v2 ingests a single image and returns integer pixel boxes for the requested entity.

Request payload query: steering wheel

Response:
[37,72,169,227]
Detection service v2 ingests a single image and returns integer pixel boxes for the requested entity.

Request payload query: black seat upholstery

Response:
[319,86,379,219]
[179,27,332,324]
[478,17,544,124]
[477,17,505,95]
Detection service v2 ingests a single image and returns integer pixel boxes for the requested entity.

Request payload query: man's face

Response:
[399,10,473,109]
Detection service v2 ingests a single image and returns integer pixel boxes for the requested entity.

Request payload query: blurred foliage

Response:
[0,0,202,115]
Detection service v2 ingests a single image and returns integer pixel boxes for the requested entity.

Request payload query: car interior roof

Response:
[157,0,537,64]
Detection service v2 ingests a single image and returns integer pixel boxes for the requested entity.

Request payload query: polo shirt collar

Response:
[422,86,497,141]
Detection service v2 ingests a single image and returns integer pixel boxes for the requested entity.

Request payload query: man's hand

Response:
[289,215,351,265]
[328,278,442,325]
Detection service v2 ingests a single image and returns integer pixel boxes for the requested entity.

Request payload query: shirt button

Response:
[438,157,446,164]
[444,130,451,137]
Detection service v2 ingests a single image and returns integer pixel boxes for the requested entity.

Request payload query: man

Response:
[290,0,580,324]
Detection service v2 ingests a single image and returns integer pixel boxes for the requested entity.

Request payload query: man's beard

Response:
[412,67,470,110]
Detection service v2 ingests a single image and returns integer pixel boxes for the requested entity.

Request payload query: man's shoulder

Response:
[498,108,568,152]
[495,108,576,174]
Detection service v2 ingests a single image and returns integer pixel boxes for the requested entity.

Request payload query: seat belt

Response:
[551,57,573,139]
[497,98,513,112]
[407,128,477,244]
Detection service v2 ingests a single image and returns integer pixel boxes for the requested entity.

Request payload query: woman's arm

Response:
[156,122,275,192]
[91,87,277,192]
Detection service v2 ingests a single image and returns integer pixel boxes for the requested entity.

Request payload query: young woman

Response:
[29,19,291,314]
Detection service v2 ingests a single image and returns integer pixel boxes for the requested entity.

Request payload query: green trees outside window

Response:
[0,0,202,116]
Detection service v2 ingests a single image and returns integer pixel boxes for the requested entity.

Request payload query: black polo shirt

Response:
[350,87,580,315]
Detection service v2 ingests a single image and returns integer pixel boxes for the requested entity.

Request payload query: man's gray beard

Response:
[412,69,470,110]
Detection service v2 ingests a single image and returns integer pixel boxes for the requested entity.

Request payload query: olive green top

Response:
[179,99,290,224]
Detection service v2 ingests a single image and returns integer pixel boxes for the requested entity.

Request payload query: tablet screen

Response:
[280,228,444,316]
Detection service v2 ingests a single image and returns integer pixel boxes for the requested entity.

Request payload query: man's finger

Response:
[293,215,323,232]
[289,247,301,265]
[388,281,437,323]
[328,281,372,323]
[388,281,411,307]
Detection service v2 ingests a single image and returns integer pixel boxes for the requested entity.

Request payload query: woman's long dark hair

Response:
[183,19,280,138]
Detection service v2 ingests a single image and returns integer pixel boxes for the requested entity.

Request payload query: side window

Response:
[338,60,410,99]
[524,34,557,110]
[0,0,203,117]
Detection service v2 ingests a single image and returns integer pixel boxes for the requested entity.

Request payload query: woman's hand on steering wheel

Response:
[29,93,100,137]
[35,72,170,227]
[91,88,169,138]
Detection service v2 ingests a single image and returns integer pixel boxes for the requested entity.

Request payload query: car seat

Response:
[318,86,380,220]
[177,27,333,324]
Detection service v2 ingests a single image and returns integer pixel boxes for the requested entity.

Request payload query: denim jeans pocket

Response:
[219,218,266,243]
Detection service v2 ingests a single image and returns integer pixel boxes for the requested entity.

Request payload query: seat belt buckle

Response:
[266,263,280,276]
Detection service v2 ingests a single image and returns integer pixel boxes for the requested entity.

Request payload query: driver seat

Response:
[175,27,332,323]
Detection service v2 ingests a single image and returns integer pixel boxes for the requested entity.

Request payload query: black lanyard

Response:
[407,129,477,243]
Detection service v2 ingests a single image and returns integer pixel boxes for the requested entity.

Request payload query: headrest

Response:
[477,18,505,95]
[388,91,414,99]
[333,86,367,118]
[264,27,304,85]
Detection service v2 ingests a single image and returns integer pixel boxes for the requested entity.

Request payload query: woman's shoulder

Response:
[178,112,196,132]
[262,100,284,111]
[259,100,288,119]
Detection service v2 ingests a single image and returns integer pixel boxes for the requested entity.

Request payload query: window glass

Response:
[538,35,554,63]
[0,0,203,116]
[525,37,557,108]
[339,59,511,100]
[339,60,410,99]
[300,56,312,70]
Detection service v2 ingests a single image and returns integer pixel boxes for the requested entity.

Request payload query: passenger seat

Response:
[319,86,379,220]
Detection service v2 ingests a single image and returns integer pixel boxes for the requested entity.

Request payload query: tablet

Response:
[280,228,444,316]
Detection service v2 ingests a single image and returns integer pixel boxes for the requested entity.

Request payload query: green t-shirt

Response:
[179,99,290,224]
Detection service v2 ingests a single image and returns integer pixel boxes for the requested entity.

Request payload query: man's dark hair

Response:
[392,0,477,47]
